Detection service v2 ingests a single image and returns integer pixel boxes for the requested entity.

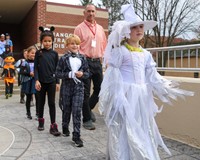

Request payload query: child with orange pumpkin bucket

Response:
[0,56,16,99]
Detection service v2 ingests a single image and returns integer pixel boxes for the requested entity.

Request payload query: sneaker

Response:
[20,99,25,104]
[6,94,9,99]
[91,111,96,122]
[38,118,45,131]
[27,115,32,120]
[62,127,70,137]
[50,123,61,136]
[72,137,83,147]
[9,94,12,97]
[83,120,95,130]
[26,112,32,120]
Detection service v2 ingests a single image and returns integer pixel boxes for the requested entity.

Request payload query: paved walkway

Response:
[0,94,200,160]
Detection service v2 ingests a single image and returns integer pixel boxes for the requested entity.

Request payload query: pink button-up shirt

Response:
[74,20,107,58]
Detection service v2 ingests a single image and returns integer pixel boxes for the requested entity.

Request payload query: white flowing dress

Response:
[99,45,193,160]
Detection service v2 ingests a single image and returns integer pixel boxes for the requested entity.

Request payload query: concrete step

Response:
[0,79,20,95]
[0,84,20,95]
[0,89,20,95]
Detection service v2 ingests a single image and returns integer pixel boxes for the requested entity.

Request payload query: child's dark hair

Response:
[5,45,11,52]
[39,26,55,42]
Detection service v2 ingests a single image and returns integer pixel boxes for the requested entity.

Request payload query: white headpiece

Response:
[107,4,157,48]
[103,4,157,66]
[121,4,157,31]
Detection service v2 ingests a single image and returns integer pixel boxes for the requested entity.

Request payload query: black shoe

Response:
[38,118,45,131]
[20,99,25,104]
[62,127,70,137]
[50,123,61,136]
[72,137,83,147]
[27,115,32,120]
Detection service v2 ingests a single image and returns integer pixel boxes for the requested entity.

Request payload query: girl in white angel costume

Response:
[99,4,193,160]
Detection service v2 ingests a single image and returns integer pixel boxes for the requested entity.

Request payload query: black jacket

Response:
[55,52,90,81]
[34,49,59,84]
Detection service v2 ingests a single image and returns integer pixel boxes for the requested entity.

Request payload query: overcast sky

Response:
[46,0,102,5]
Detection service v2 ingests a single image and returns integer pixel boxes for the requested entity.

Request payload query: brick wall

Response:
[37,0,46,43]
[20,1,108,55]
[45,2,108,54]
[0,1,108,58]
[20,2,38,50]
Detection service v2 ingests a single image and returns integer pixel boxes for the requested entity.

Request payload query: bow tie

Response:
[71,53,78,58]
[68,51,79,58]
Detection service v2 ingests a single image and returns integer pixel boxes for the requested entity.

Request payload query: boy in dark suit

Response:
[56,34,89,147]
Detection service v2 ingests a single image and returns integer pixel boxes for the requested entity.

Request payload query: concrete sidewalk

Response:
[0,94,200,160]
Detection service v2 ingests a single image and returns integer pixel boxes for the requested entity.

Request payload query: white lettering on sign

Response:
[53,32,73,49]
[54,43,65,49]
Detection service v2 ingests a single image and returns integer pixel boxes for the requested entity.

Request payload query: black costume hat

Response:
[39,26,55,32]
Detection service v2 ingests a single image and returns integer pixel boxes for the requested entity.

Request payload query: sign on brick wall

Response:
[54,32,73,49]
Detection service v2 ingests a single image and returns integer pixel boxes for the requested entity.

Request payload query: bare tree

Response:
[100,0,200,75]
[81,0,93,6]
[100,0,130,31]
[132,0,200,75]
[191,26,200,39]
[101,0,200,46]
[133,0,200,47]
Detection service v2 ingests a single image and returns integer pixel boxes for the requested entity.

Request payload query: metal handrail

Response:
[147,44,200,72]
[147,44,200,51]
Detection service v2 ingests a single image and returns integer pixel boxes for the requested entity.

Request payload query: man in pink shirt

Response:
[74,4,107,130]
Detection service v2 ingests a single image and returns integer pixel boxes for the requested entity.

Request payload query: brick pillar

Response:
[37,0,46,43]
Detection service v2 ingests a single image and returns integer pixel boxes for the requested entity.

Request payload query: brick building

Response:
[0,0,108,58]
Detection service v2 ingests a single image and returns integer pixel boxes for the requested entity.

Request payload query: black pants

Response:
[25,93,39,116]
[82,59,103,122]
[62,83,84,135]
[5,82,13,95]
[20,86,25,100]
[37,82,56,124]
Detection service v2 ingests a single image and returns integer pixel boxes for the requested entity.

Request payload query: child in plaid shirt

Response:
[56,34,89,147]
